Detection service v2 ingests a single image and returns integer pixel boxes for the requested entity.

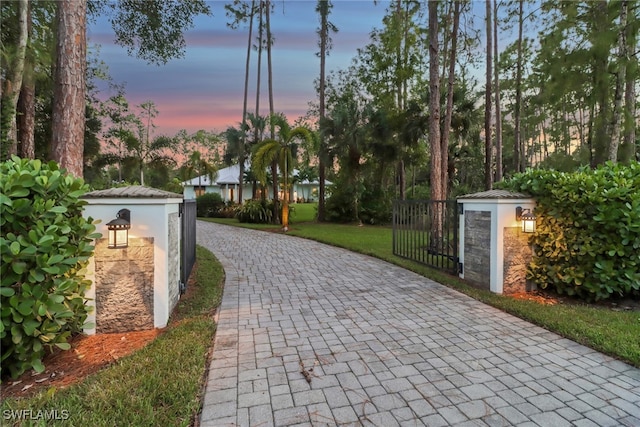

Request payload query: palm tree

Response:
[264,0,279,222]
[183,150,217,196]
[252,113,312,231]
[224,0,257,201]
[365,105,398,195]
[224,124,247,201]
[246,112,267,144]
[241,0,256,202]
[321,93,367,223]
[245,112,267,197]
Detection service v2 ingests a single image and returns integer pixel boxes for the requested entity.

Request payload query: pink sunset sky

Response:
[87,1,390,138]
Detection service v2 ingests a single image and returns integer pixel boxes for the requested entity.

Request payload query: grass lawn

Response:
[289,202,318,223]
[204,206,640,369]
[0,245,224,426]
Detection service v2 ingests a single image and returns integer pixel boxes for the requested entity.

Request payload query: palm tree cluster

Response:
[224,112,312,229]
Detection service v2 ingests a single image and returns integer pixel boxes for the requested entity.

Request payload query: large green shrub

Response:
[359,187,392,225]
[324,181,359,223]
[0,157,99,379]
[196,192,225,217]
[502,161,640,301]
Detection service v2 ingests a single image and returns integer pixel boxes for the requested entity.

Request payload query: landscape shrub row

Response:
[1,157,98,379]
[196,193,238,218]
[502,161,640,301]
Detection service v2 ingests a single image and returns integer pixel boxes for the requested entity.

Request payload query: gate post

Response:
[82,186,184,334]
[457,190,536,294]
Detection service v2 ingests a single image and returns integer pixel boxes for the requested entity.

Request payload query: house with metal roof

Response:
[181,162,329,203]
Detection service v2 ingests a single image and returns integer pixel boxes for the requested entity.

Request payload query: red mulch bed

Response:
[1,328,163,399]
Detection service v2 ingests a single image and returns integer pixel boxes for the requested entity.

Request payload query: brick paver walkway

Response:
[197,221,640,427]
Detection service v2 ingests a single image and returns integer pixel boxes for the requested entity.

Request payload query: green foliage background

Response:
[0,157,99,379]
[502,161,640,301]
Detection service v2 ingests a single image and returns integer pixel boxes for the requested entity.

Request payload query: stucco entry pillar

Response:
[457,190,536,294]
[82,186,183,334]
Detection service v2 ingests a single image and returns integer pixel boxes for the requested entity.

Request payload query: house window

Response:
[195,186,205,197]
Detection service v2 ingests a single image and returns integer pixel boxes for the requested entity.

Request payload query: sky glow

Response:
[88,1,388,137]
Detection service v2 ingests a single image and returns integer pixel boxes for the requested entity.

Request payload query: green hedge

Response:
[501,161,640,301]
[196,192,225,217]
[0,157,99,379]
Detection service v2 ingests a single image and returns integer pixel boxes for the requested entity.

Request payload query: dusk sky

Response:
[87,1,390,138]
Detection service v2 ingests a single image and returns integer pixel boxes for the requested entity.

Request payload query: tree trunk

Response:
[591,1,611,167]
[620,29,636,164]
[265,1,279,224]
[18,2,35,159]
[609,0,628,163]
[428,0,442,201]
[484,0,493,189]
[317,0,330,221]
[255,1,263,117]
[51,0,86,178]
[587,101,595,166]
[442,0,461,200]
[428,1,444,251]
[266,0,274,121]
[514,0,525,172]
[17,73,35,159]
[239,1,255,203]
[622,0,637,163]
[3,0,29,157]
[254,1,263,203]
[493,0,502,182]
[396,0,406,200]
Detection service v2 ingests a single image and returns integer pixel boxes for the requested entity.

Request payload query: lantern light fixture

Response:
[107,209,131,249]
[515,206,536,233]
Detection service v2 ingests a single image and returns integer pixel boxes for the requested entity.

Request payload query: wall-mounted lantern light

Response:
[107,209,131,248]
[516,206,536,233]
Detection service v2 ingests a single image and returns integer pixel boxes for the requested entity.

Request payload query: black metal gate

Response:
[180,199,197,293]
[392,199,459,274]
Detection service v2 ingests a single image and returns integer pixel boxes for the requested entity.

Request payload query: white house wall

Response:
[184,183,320,202]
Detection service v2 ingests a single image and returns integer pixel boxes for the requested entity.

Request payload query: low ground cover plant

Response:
[235,199,273,223]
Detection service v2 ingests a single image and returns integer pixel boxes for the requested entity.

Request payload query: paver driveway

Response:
[197,221,640,427]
